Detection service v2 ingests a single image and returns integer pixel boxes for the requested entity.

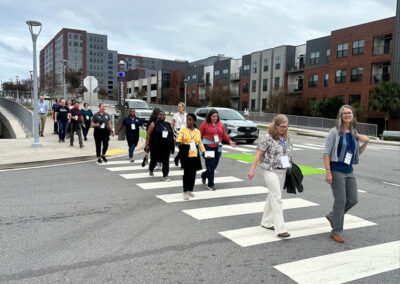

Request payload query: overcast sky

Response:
[0,0,396,83]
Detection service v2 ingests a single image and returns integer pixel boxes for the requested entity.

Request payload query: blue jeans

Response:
[129,144,136,158]
[58,120,68,140]
[201,145,222,187]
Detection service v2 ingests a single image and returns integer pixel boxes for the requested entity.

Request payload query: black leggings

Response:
[149,152,170,177]
[94,129,109,157]
[82,120,91,138]
[183,166,197,192]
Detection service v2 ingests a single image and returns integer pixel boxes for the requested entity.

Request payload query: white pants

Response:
[261,169,287,235]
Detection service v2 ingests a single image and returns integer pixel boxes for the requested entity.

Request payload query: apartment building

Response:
[239,54,251,111]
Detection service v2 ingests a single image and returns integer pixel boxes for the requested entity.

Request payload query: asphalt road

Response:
[0,133,399,283]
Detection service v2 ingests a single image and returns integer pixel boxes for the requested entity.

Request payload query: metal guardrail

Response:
[0,97,33,135]
[96,101,378,137]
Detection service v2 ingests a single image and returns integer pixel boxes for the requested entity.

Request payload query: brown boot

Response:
[330,233,344,243]
[326,214,334,229]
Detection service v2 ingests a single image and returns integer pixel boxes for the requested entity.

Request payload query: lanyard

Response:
[280,138,286,154]
[212,123,218,134]
[188,128,196,141]
[179,114,185,123]
[160,122,167,130]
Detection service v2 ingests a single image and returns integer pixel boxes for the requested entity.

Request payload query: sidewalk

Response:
[0,116,145,170]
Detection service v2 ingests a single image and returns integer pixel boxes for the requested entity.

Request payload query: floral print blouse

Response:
[257,133,293,170]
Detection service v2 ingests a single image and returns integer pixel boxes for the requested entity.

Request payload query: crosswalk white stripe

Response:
[243,144,258,149]
[120,170,184,179]
[224,145,253,152]
[100,158,174,165]
[106,163,177,172]
[304,143,324,148]
[137,176,243,190]
[293,147,303,151]
[156,186,268,203]
[182,198,318,220]
[219,215,376,247]
[274,241,400,284]
[294,144,322,150]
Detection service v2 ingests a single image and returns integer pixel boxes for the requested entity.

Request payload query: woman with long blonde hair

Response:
[248,114,293,238]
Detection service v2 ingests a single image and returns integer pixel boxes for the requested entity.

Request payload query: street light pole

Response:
[117,58,128,141]
[27,20,42,148]
[29,70,33,106]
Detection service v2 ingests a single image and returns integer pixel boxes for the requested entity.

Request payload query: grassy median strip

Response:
[140,130,147,139]
[222,153,325,175]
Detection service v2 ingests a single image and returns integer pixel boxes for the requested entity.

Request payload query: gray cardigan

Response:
[323,127,360,164]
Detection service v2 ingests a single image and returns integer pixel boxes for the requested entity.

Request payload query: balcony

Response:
[373,44,392,56]
[288,62,305,73]
[287,84,303,94]
[230,72,240,81]
[371,73,390,84]
[150,90,157,97]
[198,79,205,85]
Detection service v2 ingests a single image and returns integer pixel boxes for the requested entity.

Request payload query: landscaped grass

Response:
[140,130,147,139]
[222,153,325,175]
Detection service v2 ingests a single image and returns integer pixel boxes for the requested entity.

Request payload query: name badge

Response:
[40,107,44,112]
[162,130,168,138]
[281,155,290,168]
[205,150,215,158]
[344,152,353,165]
[131,124,136,130]
[214,134,219,143]
[190,142,196,151]
[86,115,89,120]
[100,123,105,129]
[74,115,78,120]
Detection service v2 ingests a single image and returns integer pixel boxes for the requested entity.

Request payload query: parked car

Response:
[125,99,153,124]
[194,107,259,144]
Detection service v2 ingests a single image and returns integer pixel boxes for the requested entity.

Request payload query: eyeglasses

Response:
[277,125,288,129]
[342,112,353,115]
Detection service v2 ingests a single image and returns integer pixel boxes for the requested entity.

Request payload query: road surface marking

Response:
[293,147,304,151]
[156,186,267,203]
[137,176,242,190]
[182,198,318,220]
[242,144,257,149]
[120,170,186,179]
[224,145,253,152]
[358,189,367,193]
[294,144,323,150]
[106,163,177,172]
[219,215,376,247]
[305,143,325,148]
[274,241,400,284]
[100,158,174,165]
[383,182,400,187]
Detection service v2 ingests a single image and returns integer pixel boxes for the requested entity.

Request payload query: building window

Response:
[223,68,229,75]
[251,80,256,92]
[308,75,318,88]
[274,77,280,88]
[350,67,363,82]
[263,58,269,72]
[192,90,196,98]
[310,52,320,65]
[214,70,219,76]
[262,79,268,91]
[324,73,329,87]
[337,43,348,58]
[262,98,267,111]
[243,65,250,71]
[252,60,257,73]
[349,94,361,104]
[251,99,256,111]
[335,69,346,83]
[326,49,330,63]
[192,74,197,80]
[275,56,281,70]
[243,83,249,93]
[352,40,365,55]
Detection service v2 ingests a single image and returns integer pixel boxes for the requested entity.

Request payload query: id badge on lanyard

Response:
[131,123,136,130]
[162,130,168,138]
[344,152,353,165]
[86,115,89,120]
[100,123,105,129]
[280,139,290,168]
[74,115,78,121]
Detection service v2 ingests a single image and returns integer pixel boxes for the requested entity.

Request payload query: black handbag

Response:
[284,162,304,194]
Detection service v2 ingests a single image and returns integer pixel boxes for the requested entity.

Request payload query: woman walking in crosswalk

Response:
[248,114,292,238]
[324,105,369,243]
[175,113,207,200]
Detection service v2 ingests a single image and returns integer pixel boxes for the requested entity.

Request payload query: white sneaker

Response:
[183,193,189,200]
[163,177,170,182]
[187,191,195,197]
[130,158,135,163]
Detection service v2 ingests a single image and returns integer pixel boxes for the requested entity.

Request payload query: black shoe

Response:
[84,137,87,141]
[278,232,290,238]
[70,143,74,147]
[80,144,84,148]
[207,185,215,191]
[141,157,146,167]
[101,156,107,163]
[202,175,206,185]
[97,158,102,164]
[261,225,275,230]
[174,158,179,166]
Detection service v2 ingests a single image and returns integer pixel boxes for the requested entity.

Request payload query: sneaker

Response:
[207,185,215,191]
[183,193,189,200]
[84,137,87,141]
[149,171,154,176]
[187,191,195,197]
[278,232,291,238]
[163,177,170,182]
[80,144,84,148]
[97,159,102,164]
[70,143,74,147]
[101,156,108,163]
[130,158,135,163]
[174,158,179,166]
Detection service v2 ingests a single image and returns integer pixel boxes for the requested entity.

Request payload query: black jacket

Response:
[284,162,304,194]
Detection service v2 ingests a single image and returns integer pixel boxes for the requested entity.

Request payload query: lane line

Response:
[383,182,400,187]
[137,176,242,190]
[182,198,318,220]
[274,241,400,284]
[219,215,376,247]
[106,163,177,172]
[156,186,268,203]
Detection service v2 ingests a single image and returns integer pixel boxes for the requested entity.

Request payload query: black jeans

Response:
[183,165,197,192]
[149,153,170,177]
[82,120,91,138]
[94,129,109,157]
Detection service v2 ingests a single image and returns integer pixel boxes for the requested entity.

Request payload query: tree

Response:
[210,84,232,108]
[311,96,345,118]
[98,88,108,99]
[137,88,147,100]
[65,69,83,98]
[165,88,179,105]
[267,88,292,113]
[369,81,400,130]
[41,72,60,99]
[350,101,367,122]
[187,98,201,107]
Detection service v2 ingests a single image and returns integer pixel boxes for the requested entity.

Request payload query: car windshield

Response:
[217,109,245,120]
[127,101,149,109]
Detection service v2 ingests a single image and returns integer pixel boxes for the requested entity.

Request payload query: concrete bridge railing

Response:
[0,97,33,137]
